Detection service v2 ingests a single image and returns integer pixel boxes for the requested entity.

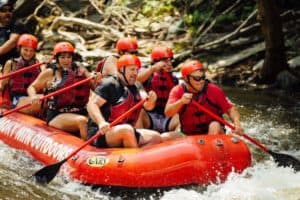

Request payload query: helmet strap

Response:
[186,76,199,93]
[119,67,130,85]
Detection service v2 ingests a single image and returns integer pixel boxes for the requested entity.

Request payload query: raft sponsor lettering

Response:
[0,118,73,160]
[87,156,109,167]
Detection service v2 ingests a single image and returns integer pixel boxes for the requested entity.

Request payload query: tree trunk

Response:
[257,0,288,84]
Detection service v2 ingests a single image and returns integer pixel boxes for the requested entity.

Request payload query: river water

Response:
[0,88,300,200]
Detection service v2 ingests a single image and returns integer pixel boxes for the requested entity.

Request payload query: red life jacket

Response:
[96,57,107,73]
[145,70,177,114]
[50,64,90,109]
[109,85,142,126]
[9,57,39,96]
[180,82,223,135]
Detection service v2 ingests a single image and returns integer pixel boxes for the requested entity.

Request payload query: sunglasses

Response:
[188,75,206,81]
[120,50,138,55]
[0,7,13,13]
[155,58,172,62]
[129,50,138,54]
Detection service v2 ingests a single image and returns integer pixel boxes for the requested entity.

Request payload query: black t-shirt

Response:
[0,20,26,67]
[93,76,140,121]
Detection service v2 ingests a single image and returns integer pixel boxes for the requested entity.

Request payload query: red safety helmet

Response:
[116,38,138,52]
[17,34,38,49]
[53,42,74,56]
[117,54,141,70]
[181,60,204,78]
[150,46,173,62]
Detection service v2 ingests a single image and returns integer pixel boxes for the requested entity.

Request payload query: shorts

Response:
[87,121,141,148]
[46,107,87,123]
[147,112,171,133]
[87,125,109,148]
[12,95,26,108]
[186,123,226,134]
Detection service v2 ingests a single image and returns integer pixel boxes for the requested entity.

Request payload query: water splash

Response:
[162,162,300,200]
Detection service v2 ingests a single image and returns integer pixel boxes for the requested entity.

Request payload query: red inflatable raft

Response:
[0,98,251,188]
[0,112,251,187]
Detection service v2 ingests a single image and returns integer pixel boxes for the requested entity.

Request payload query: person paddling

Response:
[87,54,161,148]
[165,60,243,135]
[136,46,180,140]
[0,0,26,68]
[0,34,39,108]
[27,42,92,140]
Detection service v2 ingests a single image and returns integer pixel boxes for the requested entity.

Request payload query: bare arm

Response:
[165,99,185,117]
[77,64,100,90]
[143,90,157,111]
[137,66,154,83]
[87,92,107,125]
[102,55,118,76]
[0,33,19,55]
[27,69,53,97]
[165,93,193,117]
[137,61,164,83]
[227,106,243,134]
[0,60,13,90]
[80,65,91,78]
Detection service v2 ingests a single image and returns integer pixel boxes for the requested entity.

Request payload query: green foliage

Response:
[181,1,257,34]
[183,6,213,34]
[184,10,212,26]
[141,0,175,19]
[215,13,236,24]
[214,3,256,26]
[240,4,256,20]
[173,41,189,52]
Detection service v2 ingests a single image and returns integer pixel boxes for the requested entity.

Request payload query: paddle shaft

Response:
[62,98,146,161]
[1,76,93,117]
[32,98,147,184]
[0,63,44,80]
[192,100,270,153]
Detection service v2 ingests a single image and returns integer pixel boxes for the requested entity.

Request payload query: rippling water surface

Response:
[1,88,299,200]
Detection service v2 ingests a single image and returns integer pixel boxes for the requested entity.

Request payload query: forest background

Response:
[13,0,300,93]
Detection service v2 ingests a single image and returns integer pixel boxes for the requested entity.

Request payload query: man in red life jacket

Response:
[165,60,243,135]
[0,34,39,108]
[87,54,161,148]
[136,46,180,139]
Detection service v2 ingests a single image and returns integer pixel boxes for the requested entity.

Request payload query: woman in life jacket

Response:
[164,60,244,135]
[0,33,39,109]
[136,46,180,140]
[27,42,92,140]
[87,54,161,148]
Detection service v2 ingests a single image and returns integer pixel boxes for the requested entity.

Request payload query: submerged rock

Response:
[274,70,300,91]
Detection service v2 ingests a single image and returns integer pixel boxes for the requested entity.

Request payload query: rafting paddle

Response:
[32,98,146,184]
[192,100,300,171]
[0,62,44,80]
[0,76,94,117]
